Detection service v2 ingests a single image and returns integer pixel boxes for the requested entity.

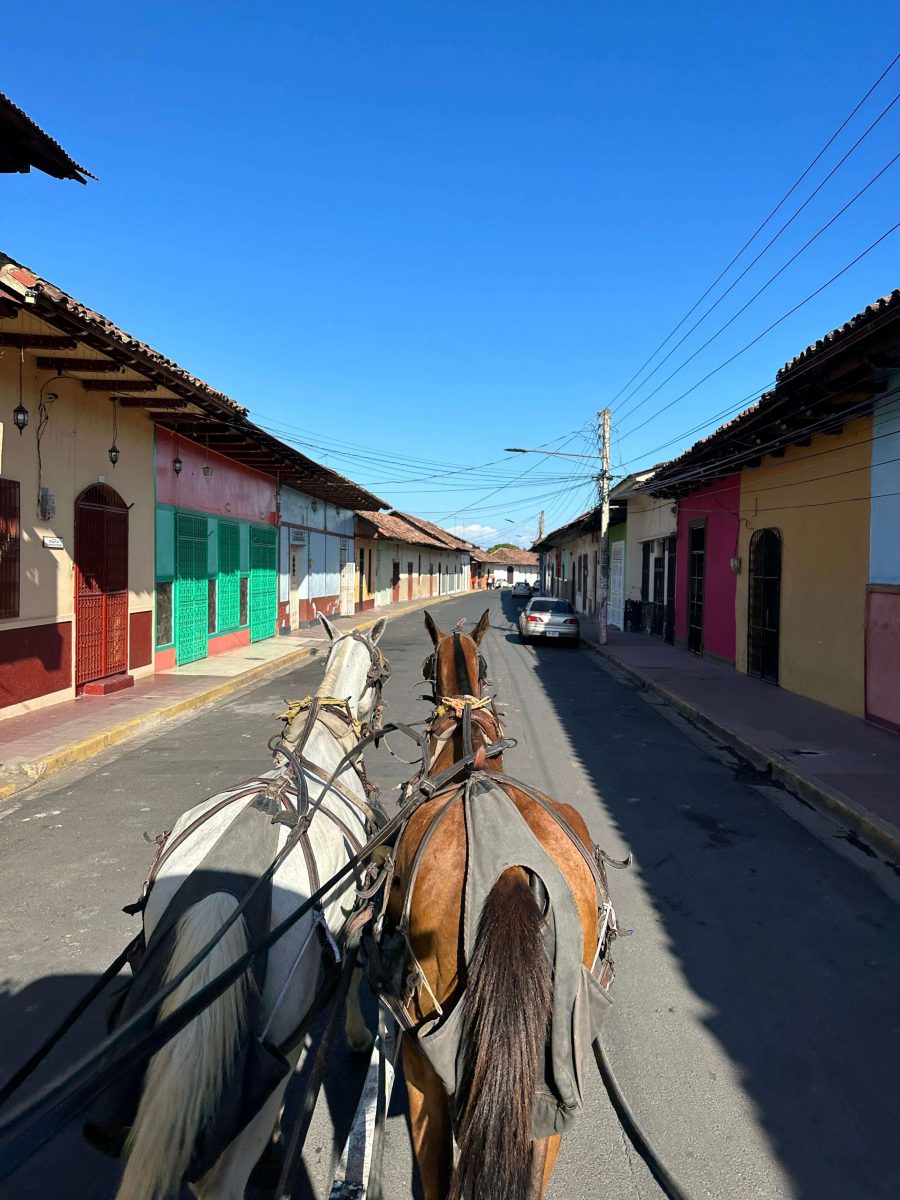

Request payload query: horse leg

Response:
[402,1038,454,1200]
[344,964,375,1053]
[190,1072,293,1200]
[530,1134,562,1198]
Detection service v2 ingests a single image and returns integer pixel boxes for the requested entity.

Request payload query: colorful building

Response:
[649,289,900,721]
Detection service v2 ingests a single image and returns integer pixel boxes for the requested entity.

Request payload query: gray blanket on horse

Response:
[415,774,611,1139]
[84,797,289,1181]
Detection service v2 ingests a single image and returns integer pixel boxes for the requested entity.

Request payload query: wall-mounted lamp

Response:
[729,556,742,574]
[311,498,319,513]
[13,401,29,434]
[202,464,213,479]
[225,502,232,513]
[172,455,183,475]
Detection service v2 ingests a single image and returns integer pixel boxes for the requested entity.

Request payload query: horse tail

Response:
[116,893,254,1200]
[449,868,551,1200]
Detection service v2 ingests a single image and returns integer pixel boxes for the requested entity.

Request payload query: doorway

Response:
[74,485,129,686]
[339,539,355,617]
[407,561,414,601]
[250,525,277,642]
[391,561,401,604]
[747,528,781,684]
[688,522,706,655]
[609,540,624,630]
[664,535,676,644]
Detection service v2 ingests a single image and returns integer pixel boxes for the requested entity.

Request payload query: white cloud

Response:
[448,522,498,542]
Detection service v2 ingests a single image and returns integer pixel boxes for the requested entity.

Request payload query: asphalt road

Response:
[1,591,898,1199]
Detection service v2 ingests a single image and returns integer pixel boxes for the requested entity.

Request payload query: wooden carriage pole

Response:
[597,407,611,645]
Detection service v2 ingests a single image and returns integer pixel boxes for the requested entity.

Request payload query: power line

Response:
[616,218,900,442]
[610,52,900,406]
[615,147,900,430]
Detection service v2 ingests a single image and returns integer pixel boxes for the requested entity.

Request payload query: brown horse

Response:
[387,609,610,1200]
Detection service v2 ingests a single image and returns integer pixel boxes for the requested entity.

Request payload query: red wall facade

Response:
[674,475,740,664]
[129,611,153,669]
[0,621,72,709]
[156,428,276,525]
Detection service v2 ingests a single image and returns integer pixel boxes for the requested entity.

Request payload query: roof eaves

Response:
[0,92,95,183]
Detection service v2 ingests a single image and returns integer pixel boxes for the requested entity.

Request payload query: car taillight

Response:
[564,617,579,625]
[526,614,542,622]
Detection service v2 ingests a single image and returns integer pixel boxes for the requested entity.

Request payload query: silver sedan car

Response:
[518,597,581,644]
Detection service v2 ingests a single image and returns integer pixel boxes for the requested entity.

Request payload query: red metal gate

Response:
[74,485,129,687]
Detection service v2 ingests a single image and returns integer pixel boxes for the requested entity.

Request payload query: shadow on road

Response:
[493,590,900,1200]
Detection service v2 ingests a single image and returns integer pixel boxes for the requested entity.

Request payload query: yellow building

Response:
[734,416,872,716]
[0,309,156,715]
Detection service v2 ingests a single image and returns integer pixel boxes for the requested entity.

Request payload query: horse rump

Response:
[115,892,255,1200]
[450,867,551,1200]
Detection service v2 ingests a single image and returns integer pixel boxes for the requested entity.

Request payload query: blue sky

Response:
[5,2,899,546]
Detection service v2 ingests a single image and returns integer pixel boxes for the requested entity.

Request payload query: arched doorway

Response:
[747,528,781,684]
[74,485,129,688]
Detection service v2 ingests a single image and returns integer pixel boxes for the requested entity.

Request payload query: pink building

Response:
[673,475,741,664]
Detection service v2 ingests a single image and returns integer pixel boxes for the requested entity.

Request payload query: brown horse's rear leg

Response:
[402,1038,454,1200]
[529,1134,562,1197]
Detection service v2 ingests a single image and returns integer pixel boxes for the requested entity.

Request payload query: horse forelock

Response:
[320,633,370,708]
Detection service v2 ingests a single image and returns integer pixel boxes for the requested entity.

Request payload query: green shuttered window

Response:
[218,521,241,632]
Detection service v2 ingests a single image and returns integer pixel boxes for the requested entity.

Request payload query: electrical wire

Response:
[611,52,900,406]
[616,149,900,430]
[616,218,900,443]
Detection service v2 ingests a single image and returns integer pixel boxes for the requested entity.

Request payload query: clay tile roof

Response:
[478,546,540,567]
[0,92,95,183]
[776,290,900,381]
[357,511,448,548]
[532,509,601,551]
[397,514,474,551]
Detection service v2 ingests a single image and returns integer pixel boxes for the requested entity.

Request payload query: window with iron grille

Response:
[0,479,21,619]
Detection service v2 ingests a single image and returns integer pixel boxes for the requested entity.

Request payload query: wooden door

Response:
[391,561,401,603]
[407,561,414,601]
[747,528,781,683]
[74,485,128,686]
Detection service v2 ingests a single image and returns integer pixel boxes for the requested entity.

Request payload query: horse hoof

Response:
[346,1029,375,1056]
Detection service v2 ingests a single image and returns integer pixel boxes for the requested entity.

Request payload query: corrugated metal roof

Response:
[0,92,95,183]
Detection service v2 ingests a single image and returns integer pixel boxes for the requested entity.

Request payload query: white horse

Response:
[114,615,388,1200]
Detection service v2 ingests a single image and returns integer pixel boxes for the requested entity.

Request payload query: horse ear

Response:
[424,610,443,646]
[318,614,337,642]
[471,609,491,645]
[370,617,388,645]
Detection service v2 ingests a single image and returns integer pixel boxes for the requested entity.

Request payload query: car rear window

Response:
[529,599,575,614]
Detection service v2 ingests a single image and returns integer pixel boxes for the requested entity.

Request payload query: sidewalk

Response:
[0,591,459,804]
[586,631,900,861]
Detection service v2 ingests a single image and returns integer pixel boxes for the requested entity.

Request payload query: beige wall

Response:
[0,343,156,713]
[735,416,872,716]
[624,494,677,604]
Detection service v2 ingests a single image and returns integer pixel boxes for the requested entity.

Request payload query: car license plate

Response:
[547,630,559,637]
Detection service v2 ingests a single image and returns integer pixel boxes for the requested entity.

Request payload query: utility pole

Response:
[538,510,544,541]
[597,408,611,645]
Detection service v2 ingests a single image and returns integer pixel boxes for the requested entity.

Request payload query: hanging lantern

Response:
[173,455,183,475]
[14,348,28,433]
[13,401,29,433]
[108,443,120,466]
[108,397,120,466]
[202,463,213,479]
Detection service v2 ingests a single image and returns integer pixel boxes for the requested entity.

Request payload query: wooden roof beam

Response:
[0,332,77,349]
[81,378,161,392]
[117,397,187,409]
[35,356,125,373]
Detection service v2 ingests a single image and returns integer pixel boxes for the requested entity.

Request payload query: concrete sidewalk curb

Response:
[585,641,900,863]
[0,591,464,805]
